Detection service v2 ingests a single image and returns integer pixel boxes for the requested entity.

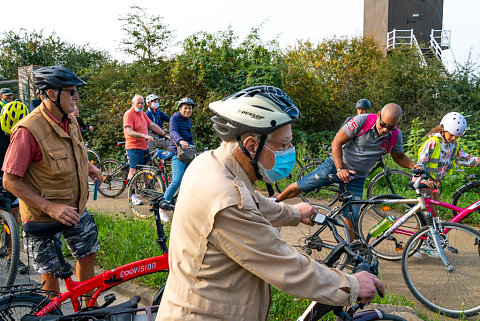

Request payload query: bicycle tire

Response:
[0,210,20,287]
[98,158,127,198]
[401,222,480,317]
[274,158,303,194]
[281,203,351,270]
[86,148,101,167]
[366,169,415,199]
[298,160,340,206]
[128,168,166,218]
[0,292,62,320]
[152,283,166,305]
[358,194,425,261]
[451,180,480,216]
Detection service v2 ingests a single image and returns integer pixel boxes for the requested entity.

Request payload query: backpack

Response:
[352,113,399,153]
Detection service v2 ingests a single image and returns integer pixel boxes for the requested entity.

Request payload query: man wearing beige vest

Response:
[2,66,102,296]
[157,86,384,321]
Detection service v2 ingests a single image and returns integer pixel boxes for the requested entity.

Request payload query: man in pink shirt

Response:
[123,95,166,205]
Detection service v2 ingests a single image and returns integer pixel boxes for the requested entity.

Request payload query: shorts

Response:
[127,148,151,169]
[23,210,100,274]
[297,156,365,223]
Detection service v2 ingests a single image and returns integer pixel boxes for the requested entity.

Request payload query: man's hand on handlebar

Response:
[337,168,356,183]
[144,135,155,142]
[354,271,385,304]
[294,202,318,226]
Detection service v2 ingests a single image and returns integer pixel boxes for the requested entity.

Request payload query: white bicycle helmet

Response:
[440,112,467,136]
[146,94,159,104]
[209,85,300,142]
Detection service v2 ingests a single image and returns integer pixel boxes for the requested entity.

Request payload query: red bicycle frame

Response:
[35,253,168,316]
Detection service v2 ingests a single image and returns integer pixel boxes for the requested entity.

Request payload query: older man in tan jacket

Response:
[157,86,383,321]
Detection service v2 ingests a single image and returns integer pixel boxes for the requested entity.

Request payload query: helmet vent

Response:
[251,104,274,112]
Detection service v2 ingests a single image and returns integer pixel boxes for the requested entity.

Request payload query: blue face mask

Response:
[260,146,296,183]
[134,107,144,113]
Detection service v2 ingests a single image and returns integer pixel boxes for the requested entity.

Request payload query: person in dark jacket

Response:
[145,94,170,150]
[160,97,195,222]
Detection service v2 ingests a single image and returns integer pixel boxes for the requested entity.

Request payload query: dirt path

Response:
[86,191,475,320]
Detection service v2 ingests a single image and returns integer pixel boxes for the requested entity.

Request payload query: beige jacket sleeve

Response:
[254,190,301,227]
[208,205,360,306]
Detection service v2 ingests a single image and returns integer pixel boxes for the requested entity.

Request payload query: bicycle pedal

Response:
[395,247,404,251]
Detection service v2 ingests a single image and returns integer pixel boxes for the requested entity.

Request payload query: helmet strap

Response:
[236,135,267,181]
[47,88,71,124]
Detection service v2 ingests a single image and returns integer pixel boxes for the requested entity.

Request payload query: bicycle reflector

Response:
[382,206,391,211]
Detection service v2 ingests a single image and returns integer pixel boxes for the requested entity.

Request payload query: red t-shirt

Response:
[123,108,152,150]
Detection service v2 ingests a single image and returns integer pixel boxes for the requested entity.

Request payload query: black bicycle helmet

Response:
[34,66,86,90]
[177,97,195,108]
[34,66,86,123]
[355,99,371,109]
[209,85,300,142]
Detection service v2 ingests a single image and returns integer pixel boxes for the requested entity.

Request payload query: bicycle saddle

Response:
[22,221,73,237]
[116,142,126,146]
[327,173,360,184]
[407,181,429,190]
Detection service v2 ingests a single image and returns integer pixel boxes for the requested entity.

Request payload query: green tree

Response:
[0,29,108,80]
[119,5,174,64]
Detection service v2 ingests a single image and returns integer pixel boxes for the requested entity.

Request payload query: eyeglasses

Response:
[378,113,397,131]
[266,139,293,151]
[63,89,78,96]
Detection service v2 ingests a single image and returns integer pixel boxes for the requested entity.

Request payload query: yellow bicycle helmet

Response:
[1,101,30,134]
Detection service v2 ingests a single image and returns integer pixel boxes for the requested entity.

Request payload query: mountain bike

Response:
[97,139,171,198]
[0,178,20,288]
[296,154,413,205]
[296,213,405,321]
[0,195,172,320]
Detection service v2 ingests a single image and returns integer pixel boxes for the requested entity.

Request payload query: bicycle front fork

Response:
[427,219,454,271]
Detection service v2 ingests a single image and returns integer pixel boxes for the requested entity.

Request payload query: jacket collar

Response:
[214,144,260,204]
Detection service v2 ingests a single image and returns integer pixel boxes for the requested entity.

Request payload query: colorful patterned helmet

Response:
[1,101,30,134]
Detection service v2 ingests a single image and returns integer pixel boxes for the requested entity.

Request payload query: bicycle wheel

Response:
[358,195,424,261]
[0,210,20,287]
[451,180,480,216]
[366,169,416,199]
[128,169,165,218]
[152,283,166,305]
[281,203,351,270]
[86,148,101,167]
[0,293,62,320]
[298,160,340,206]
[98,158,127,198]
[401,222,480,317]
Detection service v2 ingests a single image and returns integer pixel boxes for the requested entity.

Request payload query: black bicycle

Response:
[296,213,405,321]
[0,178,20,288]
[296,154,413,205]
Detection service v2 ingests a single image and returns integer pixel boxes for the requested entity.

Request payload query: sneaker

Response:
[160,211,170,223]
[131,194,143,206]
[412,251,423,259]
[420,244,440,259]
[18,260,29,274]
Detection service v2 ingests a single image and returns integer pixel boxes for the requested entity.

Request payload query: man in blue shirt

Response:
[145,94,170,150]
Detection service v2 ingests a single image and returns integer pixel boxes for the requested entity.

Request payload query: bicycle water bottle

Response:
[369,215,395,238]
